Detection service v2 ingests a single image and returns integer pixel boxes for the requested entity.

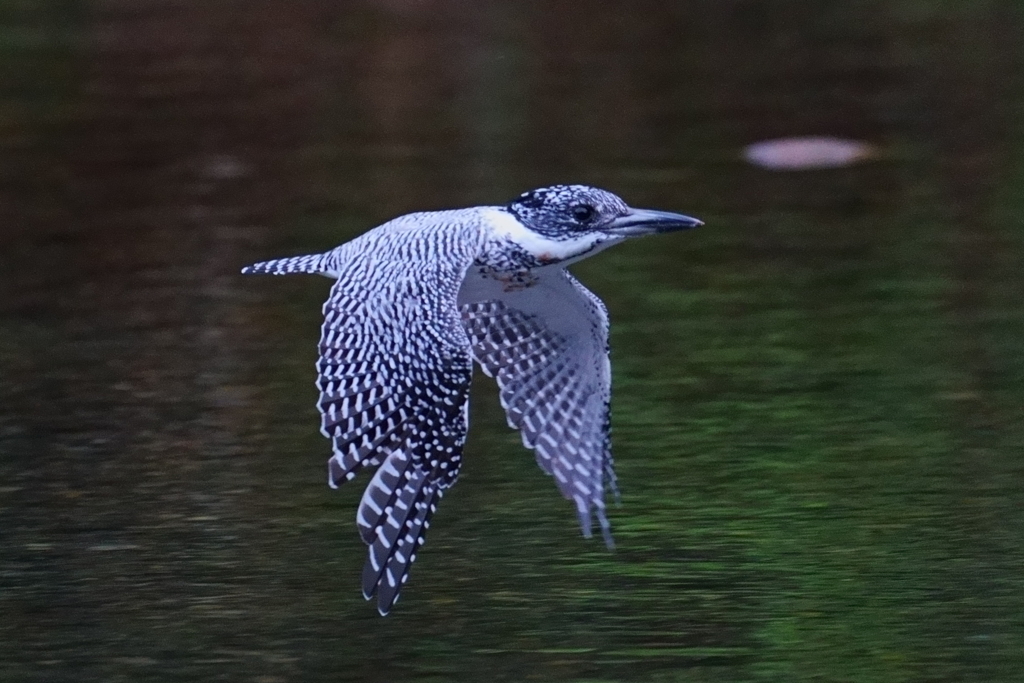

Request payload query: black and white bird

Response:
[242,185,701,614]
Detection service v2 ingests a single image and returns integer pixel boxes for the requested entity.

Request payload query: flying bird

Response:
[242,185,702,614]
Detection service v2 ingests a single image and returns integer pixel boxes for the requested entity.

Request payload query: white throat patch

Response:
[479,208,619,265]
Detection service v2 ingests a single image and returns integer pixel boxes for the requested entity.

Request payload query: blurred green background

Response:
[1,1,1023,681]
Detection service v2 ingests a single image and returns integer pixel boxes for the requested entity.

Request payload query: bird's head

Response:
[498,184,702,265]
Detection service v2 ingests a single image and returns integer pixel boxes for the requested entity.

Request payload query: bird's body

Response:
[243,185,701,614]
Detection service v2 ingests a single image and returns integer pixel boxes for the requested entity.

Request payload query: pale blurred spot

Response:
[744,137,878,170]
[202,154,250,180]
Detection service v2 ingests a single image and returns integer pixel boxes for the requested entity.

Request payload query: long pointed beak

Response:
[602,208,704,237]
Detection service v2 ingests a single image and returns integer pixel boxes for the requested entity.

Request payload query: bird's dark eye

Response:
[571,204,596,223]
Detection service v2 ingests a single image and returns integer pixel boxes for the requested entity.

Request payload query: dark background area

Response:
[1,1,1023,681]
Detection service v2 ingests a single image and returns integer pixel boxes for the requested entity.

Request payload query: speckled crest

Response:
[505,184,630,240]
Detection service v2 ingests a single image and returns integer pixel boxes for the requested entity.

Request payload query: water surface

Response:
[1,2,1023,681]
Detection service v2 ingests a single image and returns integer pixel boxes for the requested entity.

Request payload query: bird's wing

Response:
[322,274,473,615]
[459,268,618,547]
[250,222,480,616]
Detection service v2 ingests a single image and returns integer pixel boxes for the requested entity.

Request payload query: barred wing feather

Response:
[245,220,479,616]
[318,273,474,615]
[459,269,618,547]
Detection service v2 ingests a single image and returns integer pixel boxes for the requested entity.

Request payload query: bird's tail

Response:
[241,251,335,276]
[357,449,441,615]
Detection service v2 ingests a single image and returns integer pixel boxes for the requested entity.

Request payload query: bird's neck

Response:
[475,208,616,276]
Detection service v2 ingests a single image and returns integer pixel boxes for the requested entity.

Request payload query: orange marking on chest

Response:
[496,271,540,292]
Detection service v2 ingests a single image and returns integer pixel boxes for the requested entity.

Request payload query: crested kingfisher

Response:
[243,185,702,614]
